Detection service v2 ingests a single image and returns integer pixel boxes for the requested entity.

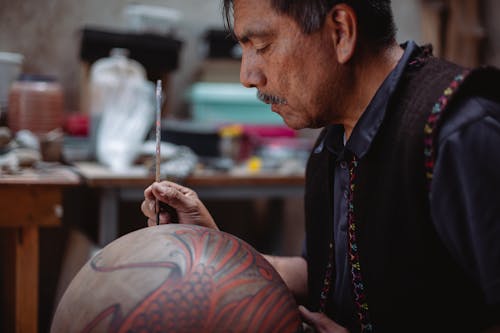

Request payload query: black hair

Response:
[222,0,397,48]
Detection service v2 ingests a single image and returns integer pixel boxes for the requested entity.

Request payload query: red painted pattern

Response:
[80,226,301,333]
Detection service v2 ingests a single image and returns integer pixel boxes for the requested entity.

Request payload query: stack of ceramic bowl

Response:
[8,74,64,135]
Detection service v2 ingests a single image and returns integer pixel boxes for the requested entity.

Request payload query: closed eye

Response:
[256,44,270,54]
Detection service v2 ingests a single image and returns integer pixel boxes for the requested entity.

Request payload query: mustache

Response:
[257,91,287,105]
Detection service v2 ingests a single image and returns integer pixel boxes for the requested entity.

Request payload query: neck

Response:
[342,43,404,141]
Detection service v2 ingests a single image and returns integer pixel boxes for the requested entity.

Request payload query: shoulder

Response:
[438,96,500,144]
[437,66,500,144]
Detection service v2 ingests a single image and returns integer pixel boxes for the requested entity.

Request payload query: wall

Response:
[0,0,224,114]
[483,0,500,65]
[0,0,431,117]
[393,0,423,44]
[2,0,498,116]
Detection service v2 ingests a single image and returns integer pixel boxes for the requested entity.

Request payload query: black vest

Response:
[305,56,500,332]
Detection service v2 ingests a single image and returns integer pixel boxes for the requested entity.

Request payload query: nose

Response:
[240,53,266,88]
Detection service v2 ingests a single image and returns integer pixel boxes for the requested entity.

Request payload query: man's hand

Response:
[299,306,350,333]
[142,181,218,229]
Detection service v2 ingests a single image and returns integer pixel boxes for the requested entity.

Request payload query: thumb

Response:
[299,306,349,333]
[299,306,325,329]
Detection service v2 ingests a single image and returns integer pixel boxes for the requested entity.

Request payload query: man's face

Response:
[233,0,343,129]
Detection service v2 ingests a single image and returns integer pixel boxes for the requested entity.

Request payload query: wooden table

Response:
[0,161,303,332]
[73,162,305,246]
[0,166,81,333]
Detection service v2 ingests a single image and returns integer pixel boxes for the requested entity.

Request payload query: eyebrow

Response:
[236,27,273,43]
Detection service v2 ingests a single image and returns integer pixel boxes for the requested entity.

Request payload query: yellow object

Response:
[247,156,262,173]
[219,124,243,138]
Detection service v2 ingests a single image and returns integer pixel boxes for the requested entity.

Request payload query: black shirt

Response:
[310,41,500,329]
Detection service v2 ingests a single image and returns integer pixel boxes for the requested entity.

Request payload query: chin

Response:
[279,113,301,129]
[282,116,312,130]
[282,119,304,130]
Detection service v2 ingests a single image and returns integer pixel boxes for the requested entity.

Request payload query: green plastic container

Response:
[187,82,284,124]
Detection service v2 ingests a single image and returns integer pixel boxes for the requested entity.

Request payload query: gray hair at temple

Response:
[222,0,397,49]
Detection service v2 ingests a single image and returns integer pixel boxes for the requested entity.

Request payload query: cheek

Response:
[266,59,289,90]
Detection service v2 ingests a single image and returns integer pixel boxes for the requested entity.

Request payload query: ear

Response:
[324,4,357,64]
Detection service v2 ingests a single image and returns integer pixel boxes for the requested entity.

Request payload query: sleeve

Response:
[430,96,500,306]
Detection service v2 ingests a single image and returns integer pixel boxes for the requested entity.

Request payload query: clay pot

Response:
[51,224,302,333]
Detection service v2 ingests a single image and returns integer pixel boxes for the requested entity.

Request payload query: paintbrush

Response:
[154,80,178,225]
[155,80,162,225]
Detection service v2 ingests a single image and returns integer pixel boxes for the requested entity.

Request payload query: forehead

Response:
[233,0,286,39]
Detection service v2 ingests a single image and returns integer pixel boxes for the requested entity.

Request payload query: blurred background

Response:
[1,0,499,121]
[1,1,499,332]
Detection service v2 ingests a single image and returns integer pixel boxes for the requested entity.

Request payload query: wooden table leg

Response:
[0,169,80,333]
[15,226,39,333]
[1,186,63,333]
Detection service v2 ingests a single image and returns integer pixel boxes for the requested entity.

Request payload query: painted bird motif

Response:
[80,226,301,333]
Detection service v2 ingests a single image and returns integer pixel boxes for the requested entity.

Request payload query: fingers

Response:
[142,181,218,230]
[146,214,175,227]
[151,182,198,212]
[146,182,191,205]
[141,199,155,220]
[142,181,193,226]
[147,213,177,227]
[143,182,188,217]
[144,181,184,200]
[299,306,349,333]
[299,306,325,331]
[147,218,156,227]
[142,200,178,226]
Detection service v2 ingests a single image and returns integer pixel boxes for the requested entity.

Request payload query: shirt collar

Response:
[320,40,419,159]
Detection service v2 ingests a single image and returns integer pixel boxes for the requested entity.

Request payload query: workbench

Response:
[0,166,81,333]
[0,161,305,333]
[73,162,305,247]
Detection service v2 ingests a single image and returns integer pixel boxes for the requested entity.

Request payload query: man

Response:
[142,0,500,332]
